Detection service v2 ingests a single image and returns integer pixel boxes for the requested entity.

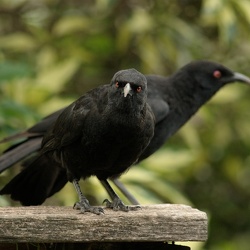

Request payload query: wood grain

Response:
[0,204,207,243]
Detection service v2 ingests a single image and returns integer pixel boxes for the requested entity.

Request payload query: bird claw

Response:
[73,201,105,215]
[103,197,141,212]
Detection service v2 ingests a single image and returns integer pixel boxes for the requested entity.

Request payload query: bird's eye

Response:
[115,81,119,88]
[213,70,222,79]
[137,86,142,93]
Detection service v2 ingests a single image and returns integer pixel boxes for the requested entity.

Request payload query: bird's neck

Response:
[171,75,219,115]
[107,95,145,116]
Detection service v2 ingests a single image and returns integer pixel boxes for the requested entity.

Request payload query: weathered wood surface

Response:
[0,204,207,243]
[0,242,191,250]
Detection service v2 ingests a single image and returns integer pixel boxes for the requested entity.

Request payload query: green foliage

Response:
[0,1,250,249]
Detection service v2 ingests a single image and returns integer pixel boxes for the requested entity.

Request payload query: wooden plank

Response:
[0,242,190,250]
[0,242,191,250]
[0,204,207,243]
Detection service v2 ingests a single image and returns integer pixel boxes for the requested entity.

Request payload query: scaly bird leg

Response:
[73,179,104,215]
[100,179,140,211]
[60,152,104,215]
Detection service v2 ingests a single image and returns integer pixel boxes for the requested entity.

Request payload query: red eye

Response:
[213,70,221,78]
[137,86,142,93]
[115,82,119,88]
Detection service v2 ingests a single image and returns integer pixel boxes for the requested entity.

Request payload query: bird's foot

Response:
[73,198,104,215]
[103,197,141,212]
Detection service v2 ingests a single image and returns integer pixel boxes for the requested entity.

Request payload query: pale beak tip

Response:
[124,83,132,97]
[234,72,250,85]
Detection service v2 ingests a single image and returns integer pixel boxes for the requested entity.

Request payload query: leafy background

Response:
[0,0,250,249]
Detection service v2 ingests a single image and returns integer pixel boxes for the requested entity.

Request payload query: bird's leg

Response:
[112,178,140,205]
[60,152,104,215]
[100,179,140,212]
[72,179,104,215]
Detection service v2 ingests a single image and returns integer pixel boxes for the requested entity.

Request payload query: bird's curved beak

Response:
[233,72,250,85]
[124,83,132,97]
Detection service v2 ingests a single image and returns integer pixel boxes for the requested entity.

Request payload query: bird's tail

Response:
[0,138,42,173]
[0,131,40,144]
[0,155,68,205]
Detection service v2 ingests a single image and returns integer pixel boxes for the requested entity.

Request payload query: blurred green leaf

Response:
[218,5,236,43]
[36,58,80,92]
[53,16,90,36]
[0,61,33,82]
[234,0,250,23]
[0,32,37,51]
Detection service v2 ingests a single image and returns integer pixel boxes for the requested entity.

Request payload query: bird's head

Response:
[109,68,148,110]
[183,60,250,91]
[169,60,250,108]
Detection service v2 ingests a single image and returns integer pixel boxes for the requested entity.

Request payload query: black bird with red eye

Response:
[0,68,155,214]
[137,60,250,161]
